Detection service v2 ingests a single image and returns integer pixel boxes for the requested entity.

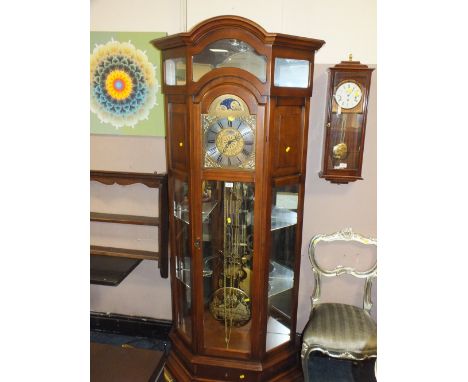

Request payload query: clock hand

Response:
[222,139,234,153]
[221,133,243,154]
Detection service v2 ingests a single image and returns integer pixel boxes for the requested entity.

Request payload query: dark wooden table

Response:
[91,343,165,382]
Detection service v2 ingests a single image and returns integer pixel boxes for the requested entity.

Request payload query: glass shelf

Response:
[202,201,219,221]
[271,206,297,231]
[177,254,215,287]
[266,316,291,352]
[176,256,192,288]
[174,201,219,225]
[174,203,189,223]
[268,260,294,298]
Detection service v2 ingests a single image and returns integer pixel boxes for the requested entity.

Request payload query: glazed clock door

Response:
[199,94,258,358]
[266,182,299,351]
[329,79,366,172]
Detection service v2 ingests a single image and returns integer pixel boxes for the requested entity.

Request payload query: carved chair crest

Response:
[308,227,377,312]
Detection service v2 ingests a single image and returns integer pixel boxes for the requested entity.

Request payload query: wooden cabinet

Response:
[152,16,324,381]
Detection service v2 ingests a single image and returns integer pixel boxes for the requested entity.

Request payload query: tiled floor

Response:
[91,331,376,381]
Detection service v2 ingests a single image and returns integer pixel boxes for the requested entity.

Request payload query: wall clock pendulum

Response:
[152,16,324,381]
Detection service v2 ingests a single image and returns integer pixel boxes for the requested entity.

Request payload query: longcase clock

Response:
[152,16,324,382]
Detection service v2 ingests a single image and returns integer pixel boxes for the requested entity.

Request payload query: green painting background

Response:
[90,31,166,137]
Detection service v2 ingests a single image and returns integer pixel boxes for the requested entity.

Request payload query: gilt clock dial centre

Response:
[215,128,244,156]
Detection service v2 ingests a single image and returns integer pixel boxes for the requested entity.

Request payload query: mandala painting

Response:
[90,32,166,136]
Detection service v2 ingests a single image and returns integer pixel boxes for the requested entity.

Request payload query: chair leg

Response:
[301,347,313,382]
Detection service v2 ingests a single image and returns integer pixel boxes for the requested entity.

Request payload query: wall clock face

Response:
[334,81,362,109]
[203,95,256,169]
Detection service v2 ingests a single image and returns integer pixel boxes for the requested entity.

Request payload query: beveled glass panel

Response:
[164,57,186,85]
[173,178,192,341]
[193,39,267,82]
[327,112,364,171]
[267,184,299,351]
[274,58,310,88]
[201,180,254,354]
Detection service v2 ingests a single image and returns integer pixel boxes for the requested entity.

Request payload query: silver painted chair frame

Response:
[301,227,377,381]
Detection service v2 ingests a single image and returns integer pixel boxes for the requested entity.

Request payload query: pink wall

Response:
[90,63,377,328]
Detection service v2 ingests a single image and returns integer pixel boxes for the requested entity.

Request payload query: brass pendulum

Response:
[332,142,348,160]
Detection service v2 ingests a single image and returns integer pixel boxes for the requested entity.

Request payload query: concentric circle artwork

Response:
[90,39,157,128]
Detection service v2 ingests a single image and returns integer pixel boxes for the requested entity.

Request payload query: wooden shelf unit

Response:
[91,245,159,261]
[91,255,142,287]
[91,212,160,226]
[90,170,169,284]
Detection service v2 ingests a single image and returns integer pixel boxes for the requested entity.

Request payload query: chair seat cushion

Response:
[302,303,377,359]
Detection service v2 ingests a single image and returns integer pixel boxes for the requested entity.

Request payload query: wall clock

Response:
[152,16,324,382]
[319,56,374,184]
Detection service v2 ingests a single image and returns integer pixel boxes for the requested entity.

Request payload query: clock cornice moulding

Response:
[151,15,325,51]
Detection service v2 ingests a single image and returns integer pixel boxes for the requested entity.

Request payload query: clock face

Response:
[204,116,255,168]
[334,81,363,109]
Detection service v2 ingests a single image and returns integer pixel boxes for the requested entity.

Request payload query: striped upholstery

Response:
[302,303,377,359]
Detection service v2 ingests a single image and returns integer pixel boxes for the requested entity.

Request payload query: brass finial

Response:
[349,53,353,61]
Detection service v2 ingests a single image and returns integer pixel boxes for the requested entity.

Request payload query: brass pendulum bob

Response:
[332,142,348,160]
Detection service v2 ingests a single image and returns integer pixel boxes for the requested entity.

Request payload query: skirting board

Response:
[91,311,303,344]
[91,311,172,341]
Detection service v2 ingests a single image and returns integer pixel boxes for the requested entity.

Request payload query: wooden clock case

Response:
[152,16,324,381]
[319,60,374,184]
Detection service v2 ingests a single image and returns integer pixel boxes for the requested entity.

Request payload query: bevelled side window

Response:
[165,57,186,85]
[274,58,310,88]
[193,39,267,82]
[173,178,192,342]
[267,183,299,351]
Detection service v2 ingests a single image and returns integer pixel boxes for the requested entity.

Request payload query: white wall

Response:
[90,0,377,328]
[186,0,377,64]
[91,0,183,34]
[91,0,376,64]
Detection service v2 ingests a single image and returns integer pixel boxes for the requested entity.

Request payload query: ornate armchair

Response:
[301,228,377,381]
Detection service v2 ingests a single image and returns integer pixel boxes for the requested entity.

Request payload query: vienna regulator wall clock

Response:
[319,56,374,183]
[152,16,324,382]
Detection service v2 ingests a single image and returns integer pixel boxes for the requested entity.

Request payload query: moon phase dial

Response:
[203,116,255,169]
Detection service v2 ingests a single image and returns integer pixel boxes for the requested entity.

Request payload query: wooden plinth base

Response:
[162,332,303,382]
